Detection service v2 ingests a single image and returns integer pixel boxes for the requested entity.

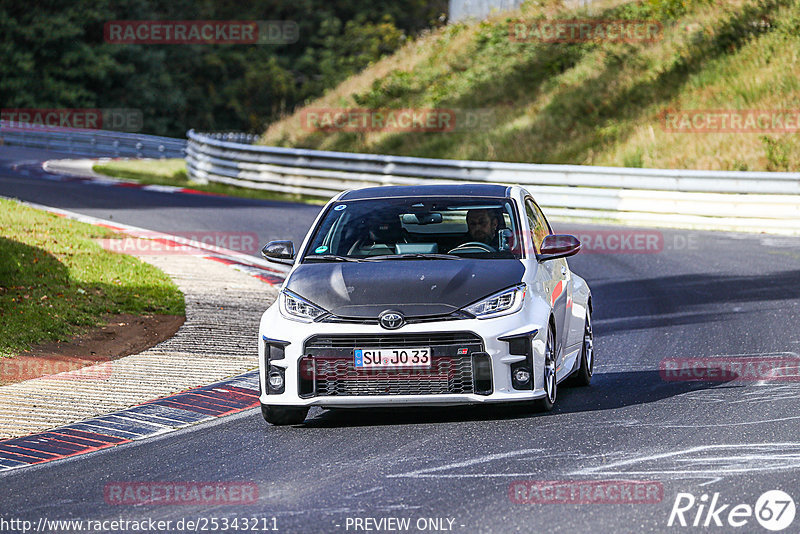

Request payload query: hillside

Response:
[261,0,800,172]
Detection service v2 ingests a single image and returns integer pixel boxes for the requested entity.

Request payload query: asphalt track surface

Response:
[2,146,800,533]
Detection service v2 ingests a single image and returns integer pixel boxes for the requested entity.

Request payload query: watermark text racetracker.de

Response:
[98,231,260,256]
[0,359,112,383]
[508,19,663,43]
[660,353,800,382]
[104,20,298,45]
[299,108,498,133]
[0,516,279,533]
[104,481,258,505]
[1,108,142,132]
[509,480,663,504]
[575,230,698,254]
[662,109,800,133]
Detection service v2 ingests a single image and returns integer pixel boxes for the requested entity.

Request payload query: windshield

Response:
[303,196,523,261]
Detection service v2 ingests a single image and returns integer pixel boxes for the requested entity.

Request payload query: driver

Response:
[466,209,500,247]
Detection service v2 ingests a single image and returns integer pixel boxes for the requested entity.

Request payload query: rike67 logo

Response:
[668,490,796,531]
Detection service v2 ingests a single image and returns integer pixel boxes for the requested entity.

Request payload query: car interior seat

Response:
[348,216,406,256]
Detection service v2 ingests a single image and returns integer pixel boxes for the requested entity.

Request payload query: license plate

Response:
[354,348,431,368]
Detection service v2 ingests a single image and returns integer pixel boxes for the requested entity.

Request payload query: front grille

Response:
[301,332,483,397]
[305,332,482,350]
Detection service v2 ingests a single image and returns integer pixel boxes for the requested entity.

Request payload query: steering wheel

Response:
[448,241,496,254]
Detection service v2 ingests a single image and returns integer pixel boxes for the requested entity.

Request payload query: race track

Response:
[2,146,800,533]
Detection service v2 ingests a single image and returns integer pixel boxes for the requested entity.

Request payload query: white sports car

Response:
[258,184,593,425]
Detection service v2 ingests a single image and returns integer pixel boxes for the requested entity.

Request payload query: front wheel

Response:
[261,404,309,425]
[532,325,557,412]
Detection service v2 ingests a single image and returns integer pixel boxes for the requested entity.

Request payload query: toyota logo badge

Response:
[379,311,405,330]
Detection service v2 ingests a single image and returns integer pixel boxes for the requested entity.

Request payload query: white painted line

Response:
[573,443,800,480]
[387,449,541,479]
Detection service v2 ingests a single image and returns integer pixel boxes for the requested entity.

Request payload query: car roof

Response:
[338,184,511,201]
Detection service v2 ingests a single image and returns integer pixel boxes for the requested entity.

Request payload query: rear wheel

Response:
[566,311,594,387]
[261,404,309,425]
[533,325,557,412]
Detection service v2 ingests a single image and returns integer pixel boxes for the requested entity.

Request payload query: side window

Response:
[532,201,552,235]
[525,198,550,253]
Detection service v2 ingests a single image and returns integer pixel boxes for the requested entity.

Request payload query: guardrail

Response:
[0,122,186,159]
[448,0,594,23]
[186,129,800,234]
[4,122,796,233]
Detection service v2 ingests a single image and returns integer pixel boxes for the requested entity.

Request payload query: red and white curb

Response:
[40,158,219,197]
[0,372,261,472]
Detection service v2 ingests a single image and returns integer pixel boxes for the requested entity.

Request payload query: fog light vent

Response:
[472,352,493,395]
[500,330,537,391]
[298,356,315,398]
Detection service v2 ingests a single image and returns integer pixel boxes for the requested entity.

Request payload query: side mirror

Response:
[538,234,581,262]
[261,240,295,265]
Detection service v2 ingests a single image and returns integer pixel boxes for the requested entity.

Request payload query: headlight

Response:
[462,284,526,319]
[280,290,327,322]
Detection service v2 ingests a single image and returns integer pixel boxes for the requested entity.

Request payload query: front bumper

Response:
[258,306,549,408]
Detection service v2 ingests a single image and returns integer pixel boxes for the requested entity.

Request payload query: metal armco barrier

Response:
[0,122,186,159]
[186,130,800,234]
[448,0,593,23]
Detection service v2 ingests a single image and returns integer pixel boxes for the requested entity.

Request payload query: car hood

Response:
[284,260,526,319]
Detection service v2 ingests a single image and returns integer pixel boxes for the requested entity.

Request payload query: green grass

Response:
[94,158,189,182]
[0,198,185,357]
[93,159,327,205]
[262,0,800,172]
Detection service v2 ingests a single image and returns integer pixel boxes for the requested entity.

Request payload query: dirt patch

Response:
[0,313,184,385]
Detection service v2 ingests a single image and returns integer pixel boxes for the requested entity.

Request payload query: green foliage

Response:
[623,147,645,168]
[761,136,790,171]
[777,0,800,35]
[0,0,446,136]
[355,71,419,108]
[298,15,407,99]
[641,0,714,19]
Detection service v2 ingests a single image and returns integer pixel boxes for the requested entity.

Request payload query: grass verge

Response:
[261,0,800,172]
[93,159,327,205]
[0,198,185,357]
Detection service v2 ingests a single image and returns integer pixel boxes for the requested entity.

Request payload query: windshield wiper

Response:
[365,253,463,261]
[305,254,363,263]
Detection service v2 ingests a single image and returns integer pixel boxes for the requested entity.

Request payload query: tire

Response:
[261,404,309,426]
[566,311,594,387]
[533,325,557,412]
